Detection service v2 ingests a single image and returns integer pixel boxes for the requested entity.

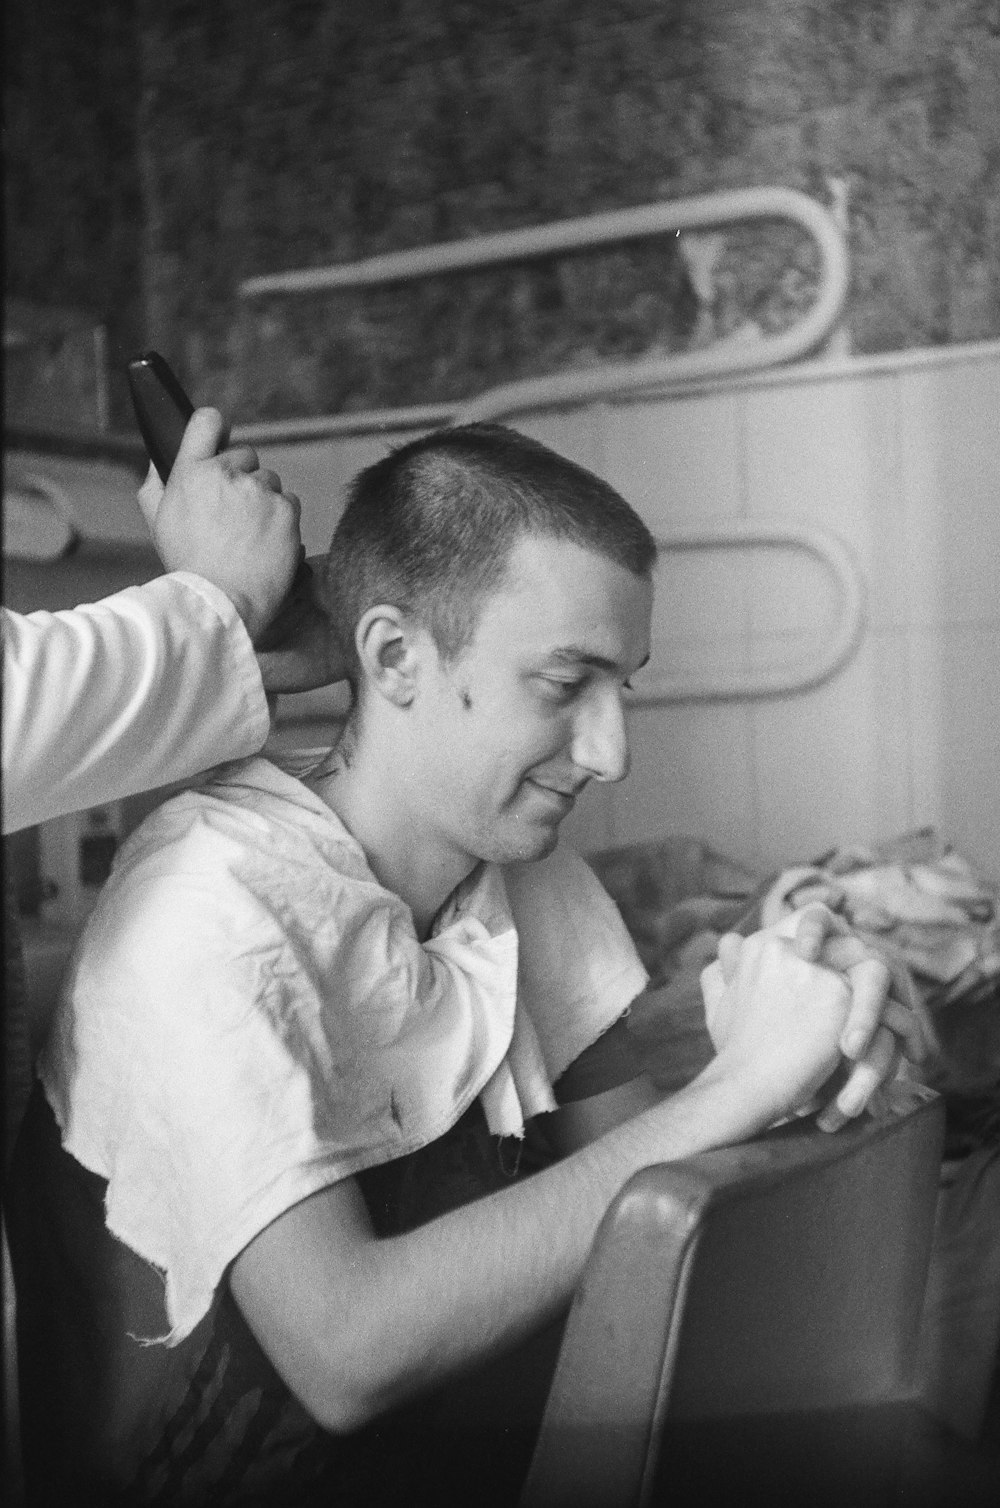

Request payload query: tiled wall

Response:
[263,340,1000,878]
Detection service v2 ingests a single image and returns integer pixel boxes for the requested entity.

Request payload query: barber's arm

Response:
[2,409,343,833]
[229,933,866,1434]
[2,575,268,832]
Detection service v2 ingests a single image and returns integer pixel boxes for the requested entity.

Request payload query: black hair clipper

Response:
[127,351,314,651]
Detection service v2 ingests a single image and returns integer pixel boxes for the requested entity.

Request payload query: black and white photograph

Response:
[4,4,1000,1504]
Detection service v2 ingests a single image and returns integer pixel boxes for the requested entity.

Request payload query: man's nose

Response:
[571,688,630,784]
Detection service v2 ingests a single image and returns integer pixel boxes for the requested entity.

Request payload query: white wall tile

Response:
[897,361,1000,628]
[741,372,910,632]
[905,625,946,836]
[599,390,744,526]
[259,434,417,554]
[598,701,758,868]
[749,627,914,868]
[517,410,605,474]
[650,549,752,660]
[741,539,841,641]
[931,625,1000,876]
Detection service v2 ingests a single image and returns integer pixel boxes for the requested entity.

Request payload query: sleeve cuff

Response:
[164,573,270,752]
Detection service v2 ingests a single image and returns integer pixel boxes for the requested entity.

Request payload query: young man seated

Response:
[7,424,916,1507]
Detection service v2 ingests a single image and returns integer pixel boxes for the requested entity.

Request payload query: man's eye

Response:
[538,677,585,702]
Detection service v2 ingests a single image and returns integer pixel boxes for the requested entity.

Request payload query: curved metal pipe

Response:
[239,186,848,424]
[456,190,848,423]
[230,403,454,445]
[630,521,866,704]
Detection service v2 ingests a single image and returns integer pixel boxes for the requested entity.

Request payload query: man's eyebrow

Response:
[546,647,651,674]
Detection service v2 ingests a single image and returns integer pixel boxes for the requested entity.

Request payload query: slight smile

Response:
[524,779,581,811]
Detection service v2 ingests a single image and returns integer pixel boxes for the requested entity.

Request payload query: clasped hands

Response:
[700,903,928,1133]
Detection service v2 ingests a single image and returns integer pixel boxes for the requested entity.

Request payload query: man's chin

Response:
[493,820,561,865]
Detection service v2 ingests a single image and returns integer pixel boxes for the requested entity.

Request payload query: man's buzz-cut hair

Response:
[323,422,657,680]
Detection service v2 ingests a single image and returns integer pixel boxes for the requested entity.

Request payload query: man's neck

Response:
[317,724,475,940]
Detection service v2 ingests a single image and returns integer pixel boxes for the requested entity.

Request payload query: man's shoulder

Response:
[58,753,418,1064]
[120,751,350,868]
[504,841,646,972]
[79,753,381,961]
[502,841,606,915]
[504,840,647,1016]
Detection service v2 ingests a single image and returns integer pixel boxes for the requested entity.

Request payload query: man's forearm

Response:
[362,1058,765,1409]
[234,1054,772,1433]
[234,928,855,1432]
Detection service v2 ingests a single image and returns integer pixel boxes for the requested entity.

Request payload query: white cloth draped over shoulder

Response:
[40,751,647,1342]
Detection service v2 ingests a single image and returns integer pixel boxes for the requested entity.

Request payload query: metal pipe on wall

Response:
[239,185,849,423]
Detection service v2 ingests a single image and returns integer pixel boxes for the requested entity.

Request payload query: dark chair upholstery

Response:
[519,1097,946,1508]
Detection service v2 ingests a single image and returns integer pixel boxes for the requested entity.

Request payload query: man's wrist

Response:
[164,571,259,638]
[675,1055,783,1147]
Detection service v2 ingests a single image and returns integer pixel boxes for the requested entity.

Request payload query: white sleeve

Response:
[504,842,649,1084]
[2,573,270,832]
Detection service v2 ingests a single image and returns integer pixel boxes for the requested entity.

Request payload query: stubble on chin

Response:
[489,815,562,867]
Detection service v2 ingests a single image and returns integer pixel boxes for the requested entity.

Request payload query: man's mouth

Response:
[525,779,582,810]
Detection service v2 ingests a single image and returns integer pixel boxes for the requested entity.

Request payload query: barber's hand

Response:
[255,560,349,693]
[138,407,302,645]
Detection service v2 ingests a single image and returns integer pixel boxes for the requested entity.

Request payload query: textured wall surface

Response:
[5,0,1000,422]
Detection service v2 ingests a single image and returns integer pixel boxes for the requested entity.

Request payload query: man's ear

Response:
[354,604,423,708]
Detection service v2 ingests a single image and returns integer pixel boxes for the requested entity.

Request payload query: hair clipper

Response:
[127,351,313,652]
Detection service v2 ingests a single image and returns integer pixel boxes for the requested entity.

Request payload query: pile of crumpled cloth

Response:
[759,829,1000,1155]
[590,828,1000,1155]
[760,829,998,1014]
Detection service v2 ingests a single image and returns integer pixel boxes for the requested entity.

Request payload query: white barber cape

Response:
[41,750,647,1342]
[2,573,269,832]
